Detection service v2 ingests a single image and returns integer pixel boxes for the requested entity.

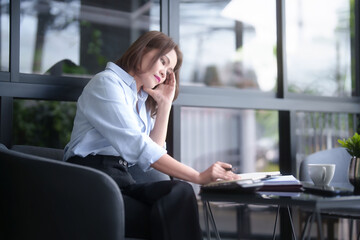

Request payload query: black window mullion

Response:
[355,0,360,96]
[276,10,297,237]
[0,96,13,146]
[277,0,292,176]
[276,0,287,99]
[9,0,20,82]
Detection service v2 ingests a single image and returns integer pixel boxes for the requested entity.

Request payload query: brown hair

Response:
[115,31,183,117]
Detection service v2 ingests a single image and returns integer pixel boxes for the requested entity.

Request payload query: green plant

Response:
[338,132,360,158]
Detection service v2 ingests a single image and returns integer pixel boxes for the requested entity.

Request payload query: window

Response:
[19,0,160,77]
[0,0,9,72]
[295,111,355,170]
[286,0,354,97]
[13,99,76,149]
[2,0,359,175]
[181,107,279,192]
[179,0,277,91]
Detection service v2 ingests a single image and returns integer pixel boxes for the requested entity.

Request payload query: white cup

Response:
[308,164,336,186]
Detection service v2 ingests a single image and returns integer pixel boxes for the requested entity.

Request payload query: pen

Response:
[224,167,237,172]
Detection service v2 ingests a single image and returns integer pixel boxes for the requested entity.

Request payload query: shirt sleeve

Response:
[79,72,166,171]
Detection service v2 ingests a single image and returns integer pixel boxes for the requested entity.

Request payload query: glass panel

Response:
[181,107,279,193]
[19,0,160,77]
[179,0,277,91]
[0,0,9,72]
[13,99,77,149]
[295,111,355,171]
[286,0,353,97]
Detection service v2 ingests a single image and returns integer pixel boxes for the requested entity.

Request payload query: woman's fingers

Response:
[168,72,176,86]
[201,162,240,184]
[143,73,176,105]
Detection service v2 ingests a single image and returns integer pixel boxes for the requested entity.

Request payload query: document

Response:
[200,171,303,193]
[259,175,302,192]
[237,171,281,181]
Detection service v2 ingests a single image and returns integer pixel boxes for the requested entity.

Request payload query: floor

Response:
[197,201,359,240]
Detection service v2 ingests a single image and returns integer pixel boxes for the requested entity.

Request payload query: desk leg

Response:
[272,206,280,240]
[300,211,324,240]
[309,212,315,240]
[202,201,221,240]
[300,213,313,240]
[236,205,251,239]
[203,201,211,240]
[315,211,324,240]
[280,206,297,239]
[287,206,297,240]
[274,206,297,240]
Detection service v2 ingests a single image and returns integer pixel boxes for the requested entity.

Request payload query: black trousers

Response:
[67,155,203,240]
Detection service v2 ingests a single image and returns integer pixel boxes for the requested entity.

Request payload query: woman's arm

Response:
[145,73,176,146]
[151,154,239,185]
[149,101,171,147]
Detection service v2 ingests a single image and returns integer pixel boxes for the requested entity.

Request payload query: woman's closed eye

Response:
[160,57,166,65]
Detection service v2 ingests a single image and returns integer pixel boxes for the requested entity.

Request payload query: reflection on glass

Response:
[181,107,279,192]
[295,112,355,169]
[13,99,77,148]
[19,0,160,77]
[0,0,9,72]
[179,0,277,91]
[286,0,353,97]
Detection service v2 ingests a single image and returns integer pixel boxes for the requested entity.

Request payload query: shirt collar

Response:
[106,62,134,86]
[106,62,149,101]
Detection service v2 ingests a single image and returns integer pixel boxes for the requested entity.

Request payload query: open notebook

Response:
[201,171,302,193]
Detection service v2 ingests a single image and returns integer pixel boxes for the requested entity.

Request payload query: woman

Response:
[64,31,238,240]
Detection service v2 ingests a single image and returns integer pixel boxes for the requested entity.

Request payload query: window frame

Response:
[0,0,359,174]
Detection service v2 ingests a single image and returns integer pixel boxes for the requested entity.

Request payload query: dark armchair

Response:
[0,143,124,240]
[0,144,169,240]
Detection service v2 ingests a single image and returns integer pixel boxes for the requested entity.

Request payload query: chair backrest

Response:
[0,144,125,240]
[299,147,353,189]
[11,144,64,161]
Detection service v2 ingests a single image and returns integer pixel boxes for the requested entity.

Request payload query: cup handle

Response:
[321,166,327,181]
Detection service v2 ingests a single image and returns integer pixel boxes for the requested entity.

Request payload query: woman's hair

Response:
[115,31,183,117]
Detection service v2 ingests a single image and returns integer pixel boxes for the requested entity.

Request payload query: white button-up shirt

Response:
[63,62,167,171]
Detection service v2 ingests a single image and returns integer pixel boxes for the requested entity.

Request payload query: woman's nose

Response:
[160,69,166,79]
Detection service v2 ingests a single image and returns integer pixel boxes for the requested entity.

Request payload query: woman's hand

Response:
[144,72,176,107]
[151,155,240,186]
[197,161,240,185]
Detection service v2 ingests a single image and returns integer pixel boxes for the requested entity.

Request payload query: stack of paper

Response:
[259,175,302,192]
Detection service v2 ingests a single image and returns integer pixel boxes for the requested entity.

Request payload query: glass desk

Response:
[199,190,360,240]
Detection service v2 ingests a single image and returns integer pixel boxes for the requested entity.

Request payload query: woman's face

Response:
[135,49,177,90]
